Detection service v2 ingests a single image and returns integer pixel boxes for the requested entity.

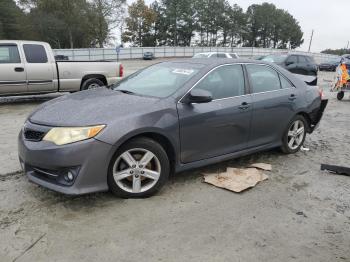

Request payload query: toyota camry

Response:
[18,59,327,198]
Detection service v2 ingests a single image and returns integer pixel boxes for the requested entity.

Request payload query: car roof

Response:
[0,40,49,45]
[169,58,269,66]
[195,52,228,55]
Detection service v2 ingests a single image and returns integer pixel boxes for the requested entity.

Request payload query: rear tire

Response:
[281,115,307,154]
[81,78,104,91]
[337,91,345,101]
[107,137,170,198]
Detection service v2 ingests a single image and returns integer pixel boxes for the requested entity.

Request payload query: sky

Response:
[125,0,350,52]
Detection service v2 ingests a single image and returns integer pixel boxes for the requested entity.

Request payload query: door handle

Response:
[289,94,297,101]
[14,67,24,72]
[239,102,250,110]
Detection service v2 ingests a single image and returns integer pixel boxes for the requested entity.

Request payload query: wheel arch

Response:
[80,74,107,89]
[111,131,177,175]
[296,111,312,133]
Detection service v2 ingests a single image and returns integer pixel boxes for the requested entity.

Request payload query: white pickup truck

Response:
[0,40,123,95]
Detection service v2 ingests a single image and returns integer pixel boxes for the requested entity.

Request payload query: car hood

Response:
[29,88,161,126]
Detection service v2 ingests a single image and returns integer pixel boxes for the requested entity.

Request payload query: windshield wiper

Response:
[116,89,136,95]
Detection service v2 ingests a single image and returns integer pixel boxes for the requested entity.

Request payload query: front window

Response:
[193,64,245,99]
[112,62,204,98]
[0,45,21,63]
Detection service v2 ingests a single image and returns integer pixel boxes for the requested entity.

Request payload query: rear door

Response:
[0,44,27,94]
[245,64,297,147]
[23,44,55,93]
[177,64,252,163]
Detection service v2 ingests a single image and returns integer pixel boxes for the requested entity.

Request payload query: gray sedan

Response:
[18,59,327,198]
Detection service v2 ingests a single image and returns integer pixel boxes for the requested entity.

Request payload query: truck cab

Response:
[0,41,57,95]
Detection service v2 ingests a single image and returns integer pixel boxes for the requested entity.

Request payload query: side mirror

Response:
[286,61,294,66]
[184,89,213,104]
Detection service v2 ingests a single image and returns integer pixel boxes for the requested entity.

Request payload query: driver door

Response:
[177,64,252,163]
[0,44,27,94]
[285,55,299,74]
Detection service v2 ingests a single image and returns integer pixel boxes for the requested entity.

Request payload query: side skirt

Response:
[175,142,280,173]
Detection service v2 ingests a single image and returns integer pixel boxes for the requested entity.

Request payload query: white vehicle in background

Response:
[193,52,239,59]
[0,40,123,96]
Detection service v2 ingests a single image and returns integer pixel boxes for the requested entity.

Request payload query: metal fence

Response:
[53,46,339,64]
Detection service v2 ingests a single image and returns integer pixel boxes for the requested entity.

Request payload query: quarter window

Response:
[0,45,21,63]
[23,44,48,63]
[193,65,245,100]
[246,64,281,93]
[279,75,294,89]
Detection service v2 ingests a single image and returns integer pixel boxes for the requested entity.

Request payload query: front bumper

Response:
[18,124,116,195]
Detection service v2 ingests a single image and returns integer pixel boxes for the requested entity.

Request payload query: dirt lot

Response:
[0,61,349,262]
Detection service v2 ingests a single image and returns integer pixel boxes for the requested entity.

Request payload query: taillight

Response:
[119,64,124,78]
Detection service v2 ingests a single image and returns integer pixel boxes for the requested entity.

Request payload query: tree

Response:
[321,49,350,56]
[89,0,126,47]
[244,3,303,49]
[17,0,125,48]
[122,0,157,47]
[0,0,28,40]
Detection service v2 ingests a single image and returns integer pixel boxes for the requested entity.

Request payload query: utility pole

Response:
[308,30,314,52]
[346,41,349,50]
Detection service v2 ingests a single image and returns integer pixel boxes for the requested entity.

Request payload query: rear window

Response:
[0,45,21,63]
[23,44,48,63]
[306,56,315,63]
[112,62,204,98]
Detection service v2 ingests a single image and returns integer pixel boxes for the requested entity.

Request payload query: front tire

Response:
[107,138,170,198]
[281,115,307,154]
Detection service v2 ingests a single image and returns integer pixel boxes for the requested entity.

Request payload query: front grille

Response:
[24,128,45,142]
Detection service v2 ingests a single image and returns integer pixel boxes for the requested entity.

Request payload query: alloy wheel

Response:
[112,148,161,193]
[287,120,305,150]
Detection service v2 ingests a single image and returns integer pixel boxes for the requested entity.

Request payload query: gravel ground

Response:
[0,63,349,262]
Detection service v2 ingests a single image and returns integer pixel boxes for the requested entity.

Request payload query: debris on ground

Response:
[301,146,310,152]
[296,211,308,218]
[321,164,350,176]
[203,167,269,193]
[250,163,272,171]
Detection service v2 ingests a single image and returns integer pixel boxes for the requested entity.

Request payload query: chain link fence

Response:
[53,46,339,64]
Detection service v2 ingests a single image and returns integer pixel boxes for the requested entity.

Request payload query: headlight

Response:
[43,125,106,145]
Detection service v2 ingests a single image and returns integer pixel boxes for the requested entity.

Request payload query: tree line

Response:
[0,0,126,48]
[321,48,350,56]
[122,0,304,49]
[1,0,304,49]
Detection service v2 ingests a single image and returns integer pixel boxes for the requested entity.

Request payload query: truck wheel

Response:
[337,91,344,101]
[81,78,104,90]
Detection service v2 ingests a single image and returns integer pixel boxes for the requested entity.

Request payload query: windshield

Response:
[262,55,288,63]
[112,62,204,98]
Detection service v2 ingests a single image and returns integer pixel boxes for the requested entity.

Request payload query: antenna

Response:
[308,30,314,52]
